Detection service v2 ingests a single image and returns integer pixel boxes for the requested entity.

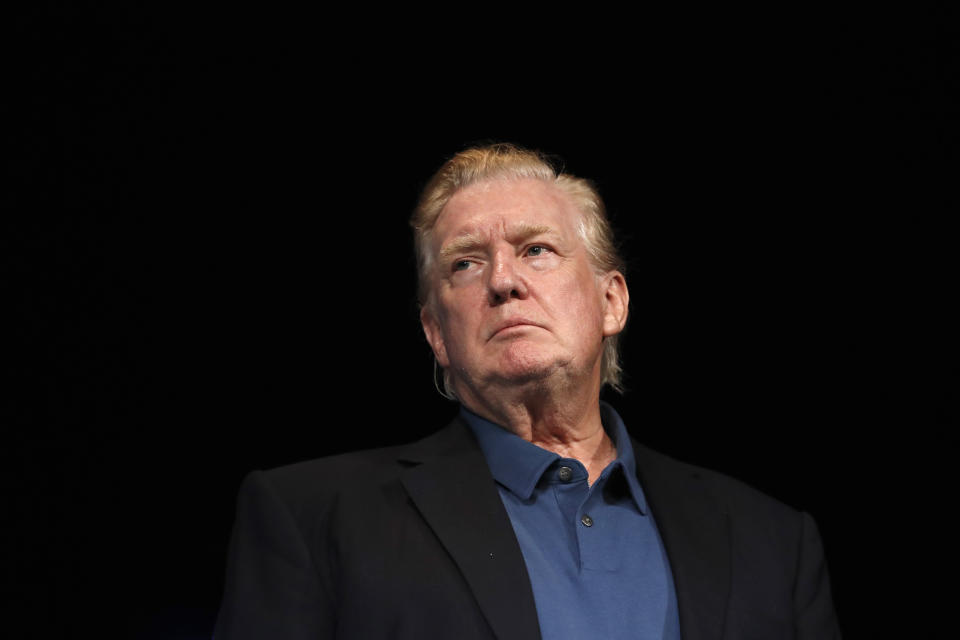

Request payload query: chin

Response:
[494,366,556,385]
[492,350,567,384]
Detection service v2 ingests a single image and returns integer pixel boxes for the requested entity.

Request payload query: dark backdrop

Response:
[9,4,956,638]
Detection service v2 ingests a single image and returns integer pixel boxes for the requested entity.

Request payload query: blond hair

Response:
[411,143,627,395]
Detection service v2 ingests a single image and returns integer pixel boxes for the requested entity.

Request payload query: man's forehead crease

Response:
[438,232,486,261]
[505,222,556,243]
[438,222,557,260]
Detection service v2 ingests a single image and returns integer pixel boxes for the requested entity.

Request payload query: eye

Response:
[454,259,472,271]
[526,245,550,257]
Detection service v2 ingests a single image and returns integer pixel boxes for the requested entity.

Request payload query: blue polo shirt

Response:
[461,402,682,639]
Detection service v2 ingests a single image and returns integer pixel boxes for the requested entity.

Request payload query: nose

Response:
[487,251,528,304]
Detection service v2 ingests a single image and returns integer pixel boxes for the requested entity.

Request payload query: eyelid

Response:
[452,257,475,272]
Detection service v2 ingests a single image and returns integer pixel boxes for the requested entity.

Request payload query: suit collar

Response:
[394,418,732,640]
[398,418,542,640]
[633,439,731,640]
[455,401,649,513]
[458,405,559,501]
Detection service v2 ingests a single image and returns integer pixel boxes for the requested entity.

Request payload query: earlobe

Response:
[420,306,450,368]
[600,271,629,337]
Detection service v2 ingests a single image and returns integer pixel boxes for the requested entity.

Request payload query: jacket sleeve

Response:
[214,470,335,639]
[793,511,842,639]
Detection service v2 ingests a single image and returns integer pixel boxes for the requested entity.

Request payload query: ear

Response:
[599,271,629,338]
[420,304,450,368]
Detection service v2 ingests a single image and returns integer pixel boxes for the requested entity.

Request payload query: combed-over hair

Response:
[410,143,627,396]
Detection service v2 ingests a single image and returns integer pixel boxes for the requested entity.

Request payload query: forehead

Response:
[433,178,580,242]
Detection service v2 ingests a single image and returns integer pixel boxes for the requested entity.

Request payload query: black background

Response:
[9,4,957,638]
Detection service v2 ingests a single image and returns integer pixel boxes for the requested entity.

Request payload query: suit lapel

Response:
[399,419,541,640]
[397,420,732,640]
[634,441,731,640]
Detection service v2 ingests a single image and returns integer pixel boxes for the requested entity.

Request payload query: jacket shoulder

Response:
[633,441,803,524]
[249,444,408,519]
[632,443,841,637]
[247,417,473,521]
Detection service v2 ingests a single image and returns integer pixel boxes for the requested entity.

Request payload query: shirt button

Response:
[557,466,573,482]
[580,514,594,527]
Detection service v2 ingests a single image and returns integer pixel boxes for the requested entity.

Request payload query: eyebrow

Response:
[438,223,556,262]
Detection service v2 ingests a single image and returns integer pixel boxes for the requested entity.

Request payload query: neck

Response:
[458,376,616,485]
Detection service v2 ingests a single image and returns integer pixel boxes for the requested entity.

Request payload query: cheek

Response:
[551,277,603,321]
[438,298,483,345]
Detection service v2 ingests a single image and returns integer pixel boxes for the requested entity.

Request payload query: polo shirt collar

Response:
[598,401,649,515]
[461,401,648,514]
[462,406,557,501]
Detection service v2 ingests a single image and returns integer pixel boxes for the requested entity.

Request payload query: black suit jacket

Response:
[215,417,841,639]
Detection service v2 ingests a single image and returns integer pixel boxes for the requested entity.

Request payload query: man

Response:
[215,144,841,639]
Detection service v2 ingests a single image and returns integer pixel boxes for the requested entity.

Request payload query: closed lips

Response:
[489,319,543,339]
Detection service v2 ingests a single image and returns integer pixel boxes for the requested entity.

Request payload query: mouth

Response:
[489,318,543,340]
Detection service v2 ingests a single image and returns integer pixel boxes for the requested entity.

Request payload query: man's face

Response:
[420,178,628,398]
